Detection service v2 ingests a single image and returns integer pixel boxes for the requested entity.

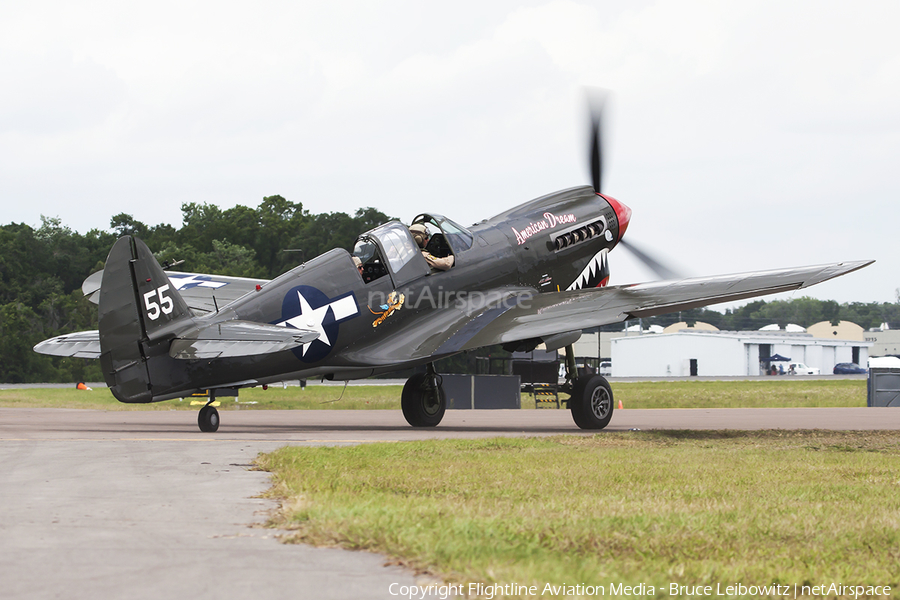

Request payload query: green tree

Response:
[254,195,307,276]
[353,207,393,232]
[0,302,56,382]
[110,213,147,237]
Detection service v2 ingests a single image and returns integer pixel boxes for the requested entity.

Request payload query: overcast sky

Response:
[2,0,897,308]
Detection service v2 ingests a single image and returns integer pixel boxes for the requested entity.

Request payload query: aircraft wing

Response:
[82,270,269,314]
[342,260,872,365]
[462,260,874,349]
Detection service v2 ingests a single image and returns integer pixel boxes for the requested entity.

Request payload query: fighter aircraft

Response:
[34,95,872,432]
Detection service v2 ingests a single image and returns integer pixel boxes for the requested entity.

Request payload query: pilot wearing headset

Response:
[409,223,454,271]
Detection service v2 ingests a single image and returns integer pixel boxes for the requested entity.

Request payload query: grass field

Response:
[260,431,900,598]
[611,379,866,409]
[0,379,867,410]
[0,384,403,410]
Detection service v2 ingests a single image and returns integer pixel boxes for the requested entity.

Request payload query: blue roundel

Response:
[276,285,359,363]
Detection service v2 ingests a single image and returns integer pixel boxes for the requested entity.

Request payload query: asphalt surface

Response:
[2,406,898,600]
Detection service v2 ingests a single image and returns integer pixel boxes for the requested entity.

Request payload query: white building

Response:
[611,330,871,377]
[864,329,900,357]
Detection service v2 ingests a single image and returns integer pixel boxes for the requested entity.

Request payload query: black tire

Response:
[198,405,220,432]
[570,375,614,430]
[401,372,446,427]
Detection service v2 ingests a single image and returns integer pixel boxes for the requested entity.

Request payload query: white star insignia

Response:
[276,291,358,357]
[168,274,228,290]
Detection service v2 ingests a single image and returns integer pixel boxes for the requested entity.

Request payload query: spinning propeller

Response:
[586,88,682,281]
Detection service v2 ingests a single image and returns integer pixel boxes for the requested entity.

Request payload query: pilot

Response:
[352,256,364,275]
[409,223,454,271]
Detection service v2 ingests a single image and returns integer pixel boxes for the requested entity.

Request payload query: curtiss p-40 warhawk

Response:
[34,95,873,432]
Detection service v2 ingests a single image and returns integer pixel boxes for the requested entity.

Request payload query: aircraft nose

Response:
[601,194,631,241]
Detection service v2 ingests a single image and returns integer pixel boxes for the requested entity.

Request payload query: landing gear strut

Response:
[563,343,614,430]
[198,399,220,432]
[401,363,446,427]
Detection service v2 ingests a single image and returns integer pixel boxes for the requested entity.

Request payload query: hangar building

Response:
[610,330,870,377]
[864,329,900,357]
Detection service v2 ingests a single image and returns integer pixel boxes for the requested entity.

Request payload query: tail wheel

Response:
[198,405,220,432]
[401,372,446,427]
[570,375,614,430]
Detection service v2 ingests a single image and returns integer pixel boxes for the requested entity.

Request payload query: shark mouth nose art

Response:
[567,249,610,291]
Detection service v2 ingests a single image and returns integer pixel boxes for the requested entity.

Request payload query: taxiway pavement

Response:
[2,407,897,599]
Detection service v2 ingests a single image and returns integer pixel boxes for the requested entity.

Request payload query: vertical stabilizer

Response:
[98,236,193,402]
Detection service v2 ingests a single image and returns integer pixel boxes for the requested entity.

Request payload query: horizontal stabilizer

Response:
[81,270,103,300]
[33,330,101,359]
[169,321,319,359]
[33,318,318,361]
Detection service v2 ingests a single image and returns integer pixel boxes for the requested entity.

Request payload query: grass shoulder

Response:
[602,378,866,409]
[0,385,402,410]
[259,431,900,593]
[0,378,866,410]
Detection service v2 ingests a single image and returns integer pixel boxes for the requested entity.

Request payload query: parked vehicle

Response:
[833,362,867,374]
[787,362,820,375]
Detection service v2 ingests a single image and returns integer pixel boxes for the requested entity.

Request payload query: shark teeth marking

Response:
[566,249,609,291]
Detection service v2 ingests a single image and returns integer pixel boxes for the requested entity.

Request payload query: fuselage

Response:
[149,185,632,399]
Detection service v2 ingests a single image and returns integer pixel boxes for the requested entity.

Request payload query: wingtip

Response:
[800,259,875,289]
[837,259,876,273]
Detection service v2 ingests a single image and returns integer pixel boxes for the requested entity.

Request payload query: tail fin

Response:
[98,236,193,402]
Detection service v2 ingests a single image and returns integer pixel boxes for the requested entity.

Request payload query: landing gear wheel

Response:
[401,372,446,427]
[570,375,614,430]
[198,405,220,432]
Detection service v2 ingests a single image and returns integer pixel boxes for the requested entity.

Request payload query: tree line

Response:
[0,195,896,382]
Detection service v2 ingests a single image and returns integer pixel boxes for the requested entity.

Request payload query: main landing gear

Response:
[563,344,614,430]
[398,349,613,430]
[401,363,446,427]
